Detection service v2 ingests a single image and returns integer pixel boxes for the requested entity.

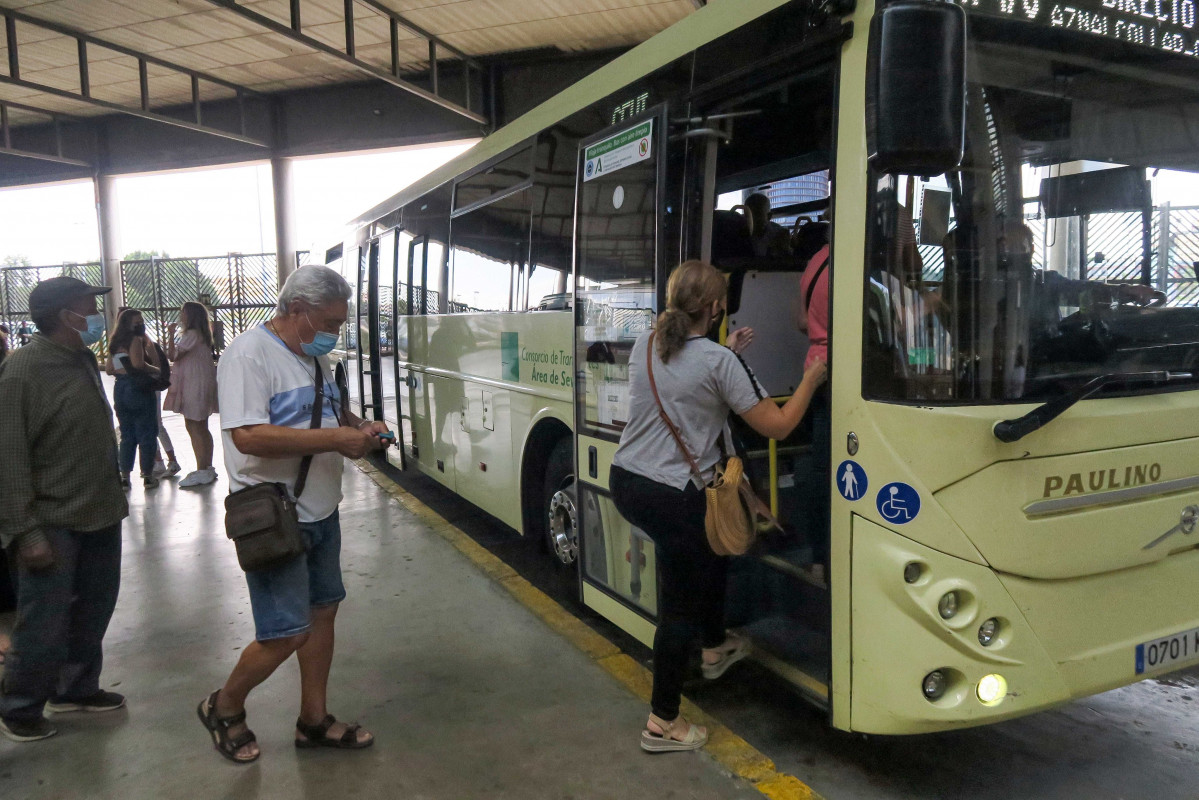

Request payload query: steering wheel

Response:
[1115,284,1167,307]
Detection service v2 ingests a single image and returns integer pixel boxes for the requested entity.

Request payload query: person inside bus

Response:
[742,192,792,258]
[609,260,827,752]
[793,222,832,576]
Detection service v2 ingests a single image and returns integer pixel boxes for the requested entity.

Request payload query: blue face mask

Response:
[67,311,106,346]
[300,313,339,357]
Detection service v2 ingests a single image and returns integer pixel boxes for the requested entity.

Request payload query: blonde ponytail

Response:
[655,260,727,363]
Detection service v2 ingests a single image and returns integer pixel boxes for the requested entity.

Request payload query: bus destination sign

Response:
[957,0,1199,58]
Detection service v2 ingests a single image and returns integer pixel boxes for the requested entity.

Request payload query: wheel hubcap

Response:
[548,484,578,565]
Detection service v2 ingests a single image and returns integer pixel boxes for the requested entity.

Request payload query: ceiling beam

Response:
[0,74,268,148]
[0,8,268,147]
[0,145,90,168]
[1,8,256,97]
[198,0,487,127]
[355,0,481,68]
[0,99,92,167]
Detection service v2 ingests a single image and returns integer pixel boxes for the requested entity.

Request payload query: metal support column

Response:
[272,155,298,288]
[95,173,124,324]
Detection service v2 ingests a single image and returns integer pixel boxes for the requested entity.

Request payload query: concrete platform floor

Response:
[0,411,756,799]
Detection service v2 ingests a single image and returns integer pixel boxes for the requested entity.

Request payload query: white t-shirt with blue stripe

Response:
[218,324,343,523]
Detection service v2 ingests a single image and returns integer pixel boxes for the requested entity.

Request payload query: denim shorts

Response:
[244,509,347,641]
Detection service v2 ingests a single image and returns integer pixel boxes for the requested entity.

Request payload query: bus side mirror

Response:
[867,0,966,176]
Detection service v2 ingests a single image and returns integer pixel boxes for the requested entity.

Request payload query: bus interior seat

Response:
[792,220,830,264]
[712,209,754,261]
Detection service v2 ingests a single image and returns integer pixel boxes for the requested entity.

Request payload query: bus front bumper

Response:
[848,517,1199,734]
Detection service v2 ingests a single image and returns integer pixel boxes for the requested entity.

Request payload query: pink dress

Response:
[163,330,218,420]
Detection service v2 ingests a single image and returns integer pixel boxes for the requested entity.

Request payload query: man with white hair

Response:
[197,265,390,764]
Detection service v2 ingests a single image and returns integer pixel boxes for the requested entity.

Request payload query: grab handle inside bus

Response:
[866,0,967,176]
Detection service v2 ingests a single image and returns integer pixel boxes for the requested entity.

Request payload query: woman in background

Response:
[109,309,162,489]
[164,301,219,487]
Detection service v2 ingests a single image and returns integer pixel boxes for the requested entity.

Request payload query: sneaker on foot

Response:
[143,475,159,489]
[120,476,131,491]
[0,715,58,741]
[46,690,126,714]
[179,468,215,488]
[152,461,167,477]
[164,461,182,477]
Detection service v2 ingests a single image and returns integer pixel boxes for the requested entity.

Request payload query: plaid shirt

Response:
[0,334,127,548]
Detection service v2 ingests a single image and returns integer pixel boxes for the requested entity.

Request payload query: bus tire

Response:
[542,437,578,567]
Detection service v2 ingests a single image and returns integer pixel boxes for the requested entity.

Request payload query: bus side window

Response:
[449,188,531,313]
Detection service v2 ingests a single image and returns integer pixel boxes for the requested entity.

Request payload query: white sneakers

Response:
[179,467,218,488]
[152,461,182,478]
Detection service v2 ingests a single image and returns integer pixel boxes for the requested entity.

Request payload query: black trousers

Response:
[610,465,727,720]
[803,385,831,565]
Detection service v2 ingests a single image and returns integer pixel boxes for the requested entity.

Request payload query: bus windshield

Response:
[865,23,1199,404]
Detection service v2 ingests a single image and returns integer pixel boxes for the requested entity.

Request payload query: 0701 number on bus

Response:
[1135,626,1199,675]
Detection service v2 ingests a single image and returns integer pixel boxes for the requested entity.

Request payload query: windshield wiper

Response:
[993,371,1193,443]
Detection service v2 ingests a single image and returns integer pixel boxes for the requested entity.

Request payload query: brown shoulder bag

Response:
[223,357,325,572]
[646,332,779,556]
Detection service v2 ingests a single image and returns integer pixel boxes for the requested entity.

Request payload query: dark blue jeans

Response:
[0,524,123,722]
[114,376,158,476]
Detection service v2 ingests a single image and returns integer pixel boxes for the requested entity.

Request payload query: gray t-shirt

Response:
[612,333,764,491]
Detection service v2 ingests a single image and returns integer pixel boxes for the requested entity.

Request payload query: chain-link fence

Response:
[119,251,309,352]
[0,262,108,355]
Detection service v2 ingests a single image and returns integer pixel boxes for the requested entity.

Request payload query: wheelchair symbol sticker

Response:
[836,460,868,501]
[876,482,920,524]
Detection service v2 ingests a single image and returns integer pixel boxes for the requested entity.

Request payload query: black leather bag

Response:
[127,342,172,393]
[223,357,324,572]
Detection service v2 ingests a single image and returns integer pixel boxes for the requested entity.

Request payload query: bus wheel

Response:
[543,438,578,567]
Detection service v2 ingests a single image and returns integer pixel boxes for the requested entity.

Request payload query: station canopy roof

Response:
[0,0,700,132]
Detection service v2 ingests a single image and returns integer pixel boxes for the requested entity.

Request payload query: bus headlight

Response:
[938,591,959,620]
[978,618,999,646]
[922,670,948,700]
[977,673,1007,706]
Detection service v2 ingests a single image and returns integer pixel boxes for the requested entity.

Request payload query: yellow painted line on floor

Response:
[355,460,824,800]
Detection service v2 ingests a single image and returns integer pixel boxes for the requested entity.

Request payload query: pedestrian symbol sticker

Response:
[877,482,920,524]
[836,460,867,501]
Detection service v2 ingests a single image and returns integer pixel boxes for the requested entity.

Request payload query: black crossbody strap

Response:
[804,250,829,315]
[293,357,324,499]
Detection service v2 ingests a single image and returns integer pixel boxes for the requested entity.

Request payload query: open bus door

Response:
[356,240,384,421]
[572,105,668,648]
[376,227,405,470]
[684,61,839,710]
[400,234,432,474]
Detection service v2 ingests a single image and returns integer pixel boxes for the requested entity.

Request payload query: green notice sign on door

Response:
[583,120,653,182]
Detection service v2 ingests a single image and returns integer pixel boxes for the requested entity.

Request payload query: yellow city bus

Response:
[336,0,1199,734]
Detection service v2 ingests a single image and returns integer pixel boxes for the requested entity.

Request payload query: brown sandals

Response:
[294,714,374,750]
[197,690,259,764]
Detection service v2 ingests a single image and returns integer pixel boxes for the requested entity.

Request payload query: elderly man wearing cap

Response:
[0,276,129,742]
